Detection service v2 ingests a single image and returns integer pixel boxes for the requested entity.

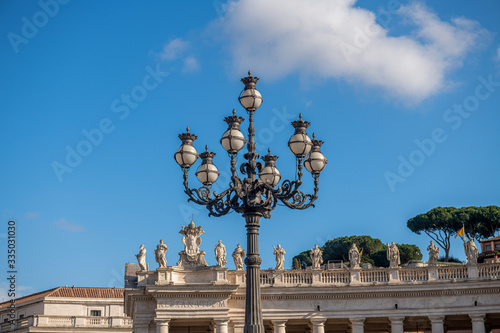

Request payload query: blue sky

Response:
[1,0,499,299]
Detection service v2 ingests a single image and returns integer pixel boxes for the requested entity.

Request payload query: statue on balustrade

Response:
[273,244,286,270]
[232,244,245,270]
[177,220,209,268]
[427,241,439,266]
[310,244,323,269]
[215,240,227,267]
[464,237,479,265]
[154,239,169,268]
[386,242,400,268]
[136,244,147,271]
[349,243,361,269]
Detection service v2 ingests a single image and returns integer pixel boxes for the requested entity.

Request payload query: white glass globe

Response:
[174,144,198,167]
[221,129,246,153]
[288,133,312,157]
[259,166,281,187]
[196,163,220,185]
[304,151,327,174]
[239,89,262,110]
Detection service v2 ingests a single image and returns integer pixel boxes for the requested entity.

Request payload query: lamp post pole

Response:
[174,71,328,333]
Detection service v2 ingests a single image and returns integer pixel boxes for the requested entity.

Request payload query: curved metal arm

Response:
[268,173,320,210]
[182,168,238,217]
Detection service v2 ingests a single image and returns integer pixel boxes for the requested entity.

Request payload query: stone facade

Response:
[124,263,500,333]
[0,287,132,333]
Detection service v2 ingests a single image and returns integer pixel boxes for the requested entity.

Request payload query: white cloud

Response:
[497,46,500,61]
[24,212,39,219]
[160,38,190,61]
[215,0,490,102]
[183,56,200,73]
[53,217,85,232]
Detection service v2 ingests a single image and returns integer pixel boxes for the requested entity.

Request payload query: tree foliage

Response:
[407,206,500,261]
[292,235,422,268]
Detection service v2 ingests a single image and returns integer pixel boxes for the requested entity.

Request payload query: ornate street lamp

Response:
[174,71,327,333]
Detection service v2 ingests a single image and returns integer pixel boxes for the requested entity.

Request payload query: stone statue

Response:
[386,242,400,268]
[464,237,479,265]
[232,244,245,270]
[310,244,323,269]
[154,239,168,268]
[214,240,227,267]
[176,220,208,268]
[273,244,286,270]
[427,241,439,266]
[349,243,361,269]
[136,244,147,271]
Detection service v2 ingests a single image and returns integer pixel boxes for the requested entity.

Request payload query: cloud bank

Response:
[217,0,489,101]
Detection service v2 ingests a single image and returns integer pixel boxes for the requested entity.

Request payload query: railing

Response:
[140,263,500,288]
[283,271,313,285]
[260,271,275,285]
[321,270,350,284]
[479,263,500,278]
[360,269,389,283]
[438,266,468,280]
[48,316,75,326]
[399,268,429,282]
[86,317,111,326]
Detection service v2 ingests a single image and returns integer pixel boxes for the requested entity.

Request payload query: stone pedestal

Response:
[156,267,174,285]
[468,265,479,279]
[214,267,229,284]
[428,266,438,281]
[388,268,400,284]
[350,269,361,286]
[311,270,322,286]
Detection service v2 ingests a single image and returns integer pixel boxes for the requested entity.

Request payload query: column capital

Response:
[469,314,486,322]
[155,319,171,326]
[389,317,405,324]
[428,315,445,323]
[349,317,366,325]
[271,320,287,326]
[310,318,327,326]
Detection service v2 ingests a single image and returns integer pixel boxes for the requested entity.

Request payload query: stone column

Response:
[156,319,171,333]
[428,315,445,333]
[470,314,486,333]
[271,320,287,333]
[349,317,365,333]
[389,317,405,333]
[310,318,326,333]
[215,319,230,333]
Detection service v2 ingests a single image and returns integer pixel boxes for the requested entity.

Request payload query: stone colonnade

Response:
[148,314,489,333]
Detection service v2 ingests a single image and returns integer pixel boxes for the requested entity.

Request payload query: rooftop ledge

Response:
[130,263,500,288]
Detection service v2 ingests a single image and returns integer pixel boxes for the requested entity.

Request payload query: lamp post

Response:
[174,71,327,333]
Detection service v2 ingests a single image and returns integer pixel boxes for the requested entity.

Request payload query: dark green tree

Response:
[292,236,422,268]
[407,207,461,261]
[397,243,423,264]
[407,206,500,261]
[463,206,500,240]
[292,258,301,270]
